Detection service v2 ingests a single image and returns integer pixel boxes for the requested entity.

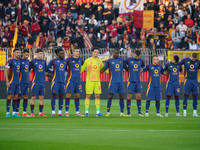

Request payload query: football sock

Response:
[146,101,150,113]
[126,99,131,114]
[183,94,189,110]
[58,94,63,113]
[16,98,20,113]
[31,104,34,114]
[85,98,90,113]
[137,99,141,114]
[65,98,70,112]
[156,100,160,114]
[119,98,124,113]
[74,98,80,113]
[175,96,180,113]
[39,105,43,114]
[12,99,18,114]
[6,99,11,113]
[51,94,57,112]
[193,94,198,111]
[95,98,100,114]
[165,96,171,113]
[23,99,28,113]
[107,98,112,113]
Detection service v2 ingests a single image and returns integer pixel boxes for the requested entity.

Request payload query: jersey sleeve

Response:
[141,59,145,68]
[6,59,12,69]
[198,61,200,69]
[179,58,187,65]
[123,59,127,69]
[101,61,109,73]
[104,59,110,69]
[143,64,149,72]
[163,63,169,72]
[45,60,53,73]
[81,59,88,73]
[46,59,53,71]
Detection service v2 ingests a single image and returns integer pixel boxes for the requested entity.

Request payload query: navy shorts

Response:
[31,82,45,96]
[7,83,20,95]
[127,81,142,94]
[183,79,199,95]
[51,81,65,94]
[108,82,125,94]
[166,83,181,96]
[66,81,82,93]
[146,87,162,101]
[20,83,29,96]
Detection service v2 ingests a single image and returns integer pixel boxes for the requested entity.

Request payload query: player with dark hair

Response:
[5,49,21,117]
[17,49,31,117]
[81,47,107,116]
[142,55,164,117]
[164,55,182,117]
[179,53,200,117]
[125,50,145,117]
[46,48,66,117]
[65,47,84,116]
[101,48,128,116]
[29,49,50,117]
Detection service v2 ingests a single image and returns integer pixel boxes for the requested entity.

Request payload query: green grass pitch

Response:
[0,99,199,150]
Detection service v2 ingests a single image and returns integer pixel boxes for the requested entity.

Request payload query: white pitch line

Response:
[0,128,200,132]
[0,122,199,126]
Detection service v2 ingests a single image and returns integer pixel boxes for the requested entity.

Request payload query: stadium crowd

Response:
[0,0,200,54]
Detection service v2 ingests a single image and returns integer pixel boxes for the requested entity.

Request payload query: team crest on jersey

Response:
[158,67,160,69]
[112,62,115,64]
[64,61,66,63]
[42,62,44,64]
[10,91,12,93]
[195,62,197,65]
[33,93,35,95]
[22,62,24,64]
[15,63,16,64]
[120,61,122,63]
[138,61,140,64]
[177,65,179,67]
[53,91,55,93]
[110,90,113,92]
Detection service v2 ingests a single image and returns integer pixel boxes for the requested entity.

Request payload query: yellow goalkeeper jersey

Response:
[81,57,107,82]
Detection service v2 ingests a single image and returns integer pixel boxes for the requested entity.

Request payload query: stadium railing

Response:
[0,47,168,82]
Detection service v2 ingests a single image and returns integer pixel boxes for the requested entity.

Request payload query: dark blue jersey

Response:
[66,57,84,82]
[46,58,66,83]
[6,59,20,84]
[30,59,47,83]
[143,64,164,87]
[163,62,182,85]
[179,58,200,80]
[104,57,127,83]
[20,58,30,84]
[125,57,145,82]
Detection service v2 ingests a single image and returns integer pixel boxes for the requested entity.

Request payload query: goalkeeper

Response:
[81,47,108,116]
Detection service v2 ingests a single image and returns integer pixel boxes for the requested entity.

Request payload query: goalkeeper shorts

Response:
[86,81,101,94]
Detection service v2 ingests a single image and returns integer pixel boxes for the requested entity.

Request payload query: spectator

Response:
[56,37,63,47]
[19,20,31,44]
[171,26,182,49]
[10,11,16,24]
[4,26,11,41]
[36,32,46,48]
[26,32,35,49]
[178,20,187,37]
[74,32,84,49]
[146,0,155,10]
[58,19,66,38]
[189,40,198,50]
[5,3,14,17]
[49,17,58,40]
[0,2,5,20]
[31,19,41,37]
[181,10,188,23]
[109,38,118,48]
[130,38,138,50]
[40,19,49,34]
[68,0,78,19]
[180,37,189,50]
[21,9,32,25]
[31,0,39,13]
[27,3,34,18]
[103,3,114,25]
[185,14,194,27]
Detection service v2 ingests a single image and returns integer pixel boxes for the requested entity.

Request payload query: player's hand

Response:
[163,71,167,76]
[180,71,184,74]
[168,60,172,64]
[6,82,10,88]
[140,68,143,72]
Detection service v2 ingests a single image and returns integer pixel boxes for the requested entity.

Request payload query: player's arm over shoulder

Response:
[142,64,150,72]
[179,58,188,65]
[81,58,88,73]
[100,59,109,74]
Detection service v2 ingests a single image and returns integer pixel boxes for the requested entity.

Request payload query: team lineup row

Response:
[5,47,200,118]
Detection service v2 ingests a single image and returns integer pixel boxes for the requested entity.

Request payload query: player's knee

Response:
[193,94,198,98]
[13,95,18,99]
[23,95,28,99]
[59,94,64,98]
[52,94,57,98]
[95,95,100,99]
[184,94,189,97]
[74,93,80,98]
[166,96,171,99]
[174,96,179,99]
[119,94,124,99]
[108,94,114,99]
[136,94,141,99]
[66,93,72,98]
[156,100,160,103]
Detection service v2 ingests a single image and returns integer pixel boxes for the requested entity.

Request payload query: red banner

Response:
[133,10,143,28]
[79,0,100,3]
